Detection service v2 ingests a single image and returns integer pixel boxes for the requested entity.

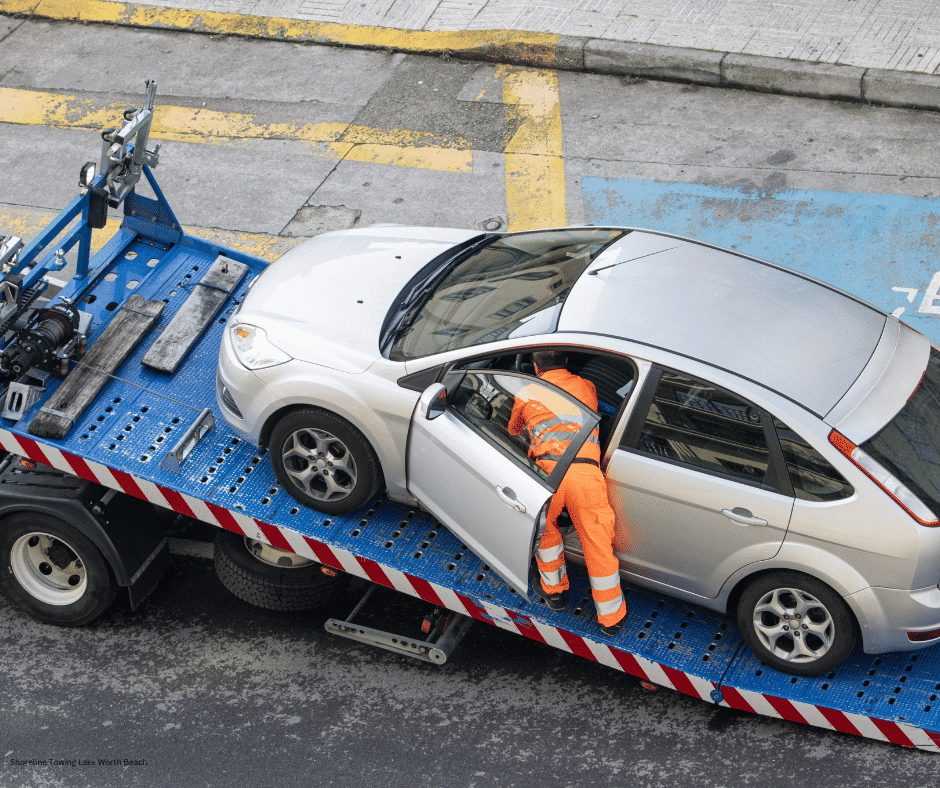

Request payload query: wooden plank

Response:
[142,255,248,374]
[28,295,165,440]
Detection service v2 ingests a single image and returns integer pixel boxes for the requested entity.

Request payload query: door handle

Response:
[496,486,526,513]
[721,508,768,527]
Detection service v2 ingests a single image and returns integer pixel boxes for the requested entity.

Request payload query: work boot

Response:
[599,602,628,637]
[530,573,567,611]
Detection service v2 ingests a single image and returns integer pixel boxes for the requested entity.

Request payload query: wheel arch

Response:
[0,502,129,586]
[725,563,866,646]
[260,403,388,488]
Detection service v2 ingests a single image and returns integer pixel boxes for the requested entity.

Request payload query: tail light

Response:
[829,430,939,526]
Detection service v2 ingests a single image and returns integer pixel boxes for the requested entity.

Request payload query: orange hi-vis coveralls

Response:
[508,368,627,628]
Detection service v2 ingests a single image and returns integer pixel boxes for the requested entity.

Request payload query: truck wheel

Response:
[0,512,117,626]
[737,571,857,677]
[269,408,382,515]
[214,529,349,611]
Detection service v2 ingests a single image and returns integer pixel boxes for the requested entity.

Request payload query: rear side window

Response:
[628,371,770,484]
[861,346,940,520]
[773,418,853,502]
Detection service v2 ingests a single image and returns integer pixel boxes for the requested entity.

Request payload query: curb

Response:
[2,0,940,112]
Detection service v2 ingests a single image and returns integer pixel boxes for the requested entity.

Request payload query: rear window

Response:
[861,346,940,519]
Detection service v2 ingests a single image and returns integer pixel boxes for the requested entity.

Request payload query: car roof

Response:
[559,229,887,416]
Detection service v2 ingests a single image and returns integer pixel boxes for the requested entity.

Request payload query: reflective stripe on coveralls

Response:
[536,463,627,627]
[508,368,627,628]
[536,539,567,587]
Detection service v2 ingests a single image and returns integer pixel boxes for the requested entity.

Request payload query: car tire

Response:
[214,529,349,612]
[737,571,857,676]
[0,512,117,626]
[269,407,382,514]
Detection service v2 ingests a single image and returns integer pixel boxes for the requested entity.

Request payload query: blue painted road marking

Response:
[581,178,940,344]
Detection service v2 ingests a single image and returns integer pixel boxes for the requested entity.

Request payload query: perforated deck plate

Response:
[2,232,939,751]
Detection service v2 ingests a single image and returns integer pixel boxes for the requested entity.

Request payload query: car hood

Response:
[235,226,480,373]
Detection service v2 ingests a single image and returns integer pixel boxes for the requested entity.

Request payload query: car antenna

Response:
[588,245,681,275]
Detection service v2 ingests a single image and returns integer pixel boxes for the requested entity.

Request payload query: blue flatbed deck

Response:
[3,173,939,753]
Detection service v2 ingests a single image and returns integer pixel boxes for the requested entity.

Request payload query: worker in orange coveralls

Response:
[508,349,628,636]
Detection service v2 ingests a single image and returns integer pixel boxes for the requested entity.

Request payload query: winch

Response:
[0,302,85,378]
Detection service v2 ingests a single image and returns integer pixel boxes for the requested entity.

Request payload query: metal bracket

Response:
[2,382,45,421]
[325,586,474,665]
[160,408,215,473]
[0,236,23,272]
[38,405,74,422]
[99,80,161,207]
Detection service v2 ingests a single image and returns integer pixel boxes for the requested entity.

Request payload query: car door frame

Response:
[406,369,602,597]
[435,342,642,455]
[598,362,800,598]
[617,364,796,498]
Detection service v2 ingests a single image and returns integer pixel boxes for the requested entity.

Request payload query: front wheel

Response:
[269,408,382,514]
[737,571,857,676]
[0,512,117,626]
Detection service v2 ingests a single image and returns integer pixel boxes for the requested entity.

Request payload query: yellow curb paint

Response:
[0,0,562,65]
[0,205,294,263]
[502,67,566,231]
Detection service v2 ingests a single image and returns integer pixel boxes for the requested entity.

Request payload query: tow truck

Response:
[1,83,938,752]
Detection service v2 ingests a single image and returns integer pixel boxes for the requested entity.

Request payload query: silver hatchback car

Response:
[217,225,940,676]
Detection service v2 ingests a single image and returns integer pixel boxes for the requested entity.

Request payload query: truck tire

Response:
[214,529,348,612]
[0,512,117,626]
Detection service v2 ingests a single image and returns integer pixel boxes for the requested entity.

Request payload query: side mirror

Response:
[419,383,448,420]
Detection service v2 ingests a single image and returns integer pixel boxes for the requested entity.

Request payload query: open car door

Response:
[407,370,600,598]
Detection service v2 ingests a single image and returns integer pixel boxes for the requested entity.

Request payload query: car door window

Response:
[625,370,771,484]
[451,348,639,451]
[450,371,599,486]
[772,417,854,502]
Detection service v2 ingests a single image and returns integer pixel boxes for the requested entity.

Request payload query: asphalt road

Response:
[3,15,940,787]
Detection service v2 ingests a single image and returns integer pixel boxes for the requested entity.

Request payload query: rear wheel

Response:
[214,529,349,611]
[737,571,857,676]
[0,512,117,626]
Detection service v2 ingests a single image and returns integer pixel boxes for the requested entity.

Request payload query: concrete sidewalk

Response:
[3,0,940,110]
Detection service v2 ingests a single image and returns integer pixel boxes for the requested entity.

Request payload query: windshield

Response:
[861,345,940,519]
[388,228,626,360]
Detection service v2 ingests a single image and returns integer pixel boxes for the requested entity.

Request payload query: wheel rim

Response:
[752,586,836,664]
[280,427,358,503]
[243,537,314,568]
[10,532,88,606]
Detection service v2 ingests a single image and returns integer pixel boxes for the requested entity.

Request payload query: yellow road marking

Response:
[0,0,563,66]
[0,9,569,235]
[502,67,566,231]
[0,205,296,263]
[0,87,473,173]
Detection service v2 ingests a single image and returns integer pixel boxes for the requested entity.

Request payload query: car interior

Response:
[458,348,638,455]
